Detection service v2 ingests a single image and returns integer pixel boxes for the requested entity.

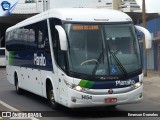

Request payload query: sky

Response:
[135,0,160,13]
[19,0,25,3]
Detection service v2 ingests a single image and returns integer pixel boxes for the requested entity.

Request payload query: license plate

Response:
[105,98,117,102]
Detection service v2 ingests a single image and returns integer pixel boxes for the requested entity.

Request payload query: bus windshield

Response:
[65,23,141,76]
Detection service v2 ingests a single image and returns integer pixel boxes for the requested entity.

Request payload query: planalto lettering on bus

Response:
[34,53,46,66]
[116,80,135,86]
[5,8,152,109]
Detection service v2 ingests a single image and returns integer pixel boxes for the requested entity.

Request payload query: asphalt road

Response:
[0,67,160,120]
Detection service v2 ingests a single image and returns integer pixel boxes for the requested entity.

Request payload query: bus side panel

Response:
[40,70,59,100]
[6,50,14,85]
[18,67,42,96]
[6,65,15,85]
[57,69,70,107]
[6,65,57,98]
[5,50,55,97]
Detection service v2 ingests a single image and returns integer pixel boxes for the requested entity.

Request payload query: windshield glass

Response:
[65,23,141,76]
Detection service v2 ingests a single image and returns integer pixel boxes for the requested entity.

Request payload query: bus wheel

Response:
[15,75,23,95]
[48,85,60,110]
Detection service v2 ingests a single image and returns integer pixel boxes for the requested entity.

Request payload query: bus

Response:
[0,48,5,66]
[5,8,151,109]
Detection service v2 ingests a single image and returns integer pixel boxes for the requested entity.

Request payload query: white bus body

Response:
[5,8,151,109]
[0,48,5,66]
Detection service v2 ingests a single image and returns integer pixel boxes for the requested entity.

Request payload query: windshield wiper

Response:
[92,51,104,76]
[110,51,128,79]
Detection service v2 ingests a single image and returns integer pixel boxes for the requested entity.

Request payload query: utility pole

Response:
[142,0,147,76]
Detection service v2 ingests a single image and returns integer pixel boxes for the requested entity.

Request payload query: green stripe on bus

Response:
[9,51,14,65]
[79,80,94,88]
[78,80,88,87]
[85,81,94,88]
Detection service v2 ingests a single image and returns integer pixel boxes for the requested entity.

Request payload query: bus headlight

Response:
[132,82,142,89]
[75,86,83,91]
[64,79,75,88]
[64,80,85,92]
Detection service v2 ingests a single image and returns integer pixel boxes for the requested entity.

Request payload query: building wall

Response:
[13,3,37,13]
[142,18,160,70]
[157,41,160,70]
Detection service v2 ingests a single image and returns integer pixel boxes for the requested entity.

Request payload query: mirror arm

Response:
[55,25,68,51]
[135,25,152,49]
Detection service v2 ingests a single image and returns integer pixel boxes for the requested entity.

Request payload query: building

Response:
[120,0,141,12]
[143,18,160,70]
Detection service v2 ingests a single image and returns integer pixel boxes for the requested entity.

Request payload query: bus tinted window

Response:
[0,49,5,55]
[6,20,50,52]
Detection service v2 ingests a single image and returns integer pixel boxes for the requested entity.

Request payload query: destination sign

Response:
[72,25,99,30]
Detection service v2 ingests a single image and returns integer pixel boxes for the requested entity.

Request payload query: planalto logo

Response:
[34,53,46,66]
[1,1,10,11]
[116,80,135,86]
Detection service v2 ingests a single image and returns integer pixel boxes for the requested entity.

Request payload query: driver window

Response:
[49,18,66,71]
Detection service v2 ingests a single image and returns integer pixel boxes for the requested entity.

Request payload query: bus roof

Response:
[7,8,132,32]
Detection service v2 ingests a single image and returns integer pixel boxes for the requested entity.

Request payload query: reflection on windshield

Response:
[65,24,141,76]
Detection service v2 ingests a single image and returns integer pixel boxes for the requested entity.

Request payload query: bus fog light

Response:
[64,80,86,92]
[71,97,76,103]
[133,82,141,89]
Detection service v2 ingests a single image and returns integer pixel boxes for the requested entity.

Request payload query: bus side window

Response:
[24,25,37,50]
[56,31,66,70]
[35,20,51,55]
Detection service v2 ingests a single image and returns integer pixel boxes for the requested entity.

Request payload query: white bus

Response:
[0,48,5,66]
[5,8,151,109]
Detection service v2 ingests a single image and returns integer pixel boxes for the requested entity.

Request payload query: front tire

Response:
[15,74,23,95]
[48,84,60,110]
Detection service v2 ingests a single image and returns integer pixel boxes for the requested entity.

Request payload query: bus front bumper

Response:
[67,85,143,108]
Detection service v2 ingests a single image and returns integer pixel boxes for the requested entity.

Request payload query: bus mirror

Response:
[135,25,152,49]
[55,25,68,51]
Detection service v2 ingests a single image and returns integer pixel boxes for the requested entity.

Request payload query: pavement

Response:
[0,70,159,119]
[143,70,160,104]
